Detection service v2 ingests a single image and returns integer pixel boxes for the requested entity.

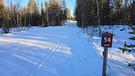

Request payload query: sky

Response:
[4,0,76,17]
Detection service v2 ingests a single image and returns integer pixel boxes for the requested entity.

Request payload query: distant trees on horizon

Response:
[0,0,71,33]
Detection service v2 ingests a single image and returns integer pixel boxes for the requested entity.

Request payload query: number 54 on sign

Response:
[101,32,113,48]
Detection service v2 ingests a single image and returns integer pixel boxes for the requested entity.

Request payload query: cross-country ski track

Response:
[0,21,102,76]
[1,21,134,76]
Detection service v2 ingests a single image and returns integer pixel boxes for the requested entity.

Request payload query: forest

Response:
[0,0,135,75]
[75,0,135,27]
[0,0,71,33]
[0,0,135,52]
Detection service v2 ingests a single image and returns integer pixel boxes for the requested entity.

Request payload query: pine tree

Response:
[130,1,135,25]
[0,0,10,33]
[66,8,71,20]
[0,0,4,28]
[48,0,59,26]
[62,0,67,22]
[41,2,45,27]
[126,25,135,52]
[44,0,65,26]
[28,0,36,14]
[44,2,49,26]
[28,0,36,26]
[21,7,28,28]
[119,25,135,53]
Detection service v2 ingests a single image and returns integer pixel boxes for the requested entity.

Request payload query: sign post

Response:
[101,32,113,76]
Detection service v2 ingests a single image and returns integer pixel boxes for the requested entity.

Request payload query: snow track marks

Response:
[24,42,60,76]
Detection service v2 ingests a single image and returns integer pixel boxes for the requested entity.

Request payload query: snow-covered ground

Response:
[86,25,135,76]
[0,21,134,76]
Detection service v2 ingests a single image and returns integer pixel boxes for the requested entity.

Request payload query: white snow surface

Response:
[0,21,135,76]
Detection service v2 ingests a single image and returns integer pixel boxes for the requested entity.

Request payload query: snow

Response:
[0,21,135,76]
[89,25,135,76]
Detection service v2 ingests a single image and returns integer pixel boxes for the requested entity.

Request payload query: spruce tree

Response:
[62,0,67,23]
[66,8,71,20]
[119,25,135,53]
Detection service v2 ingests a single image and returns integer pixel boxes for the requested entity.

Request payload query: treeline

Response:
[75,0,135,27]
[0,0,71,33]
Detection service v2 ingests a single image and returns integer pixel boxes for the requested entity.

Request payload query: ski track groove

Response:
[24,42,60,76]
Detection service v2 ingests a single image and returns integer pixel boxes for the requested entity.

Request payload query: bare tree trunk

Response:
[2,7,10,33]
[96,0,101,36]
[24,14,27,30]
[96,0,100,26]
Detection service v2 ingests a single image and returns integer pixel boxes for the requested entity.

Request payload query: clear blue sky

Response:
[4,0,76,17]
